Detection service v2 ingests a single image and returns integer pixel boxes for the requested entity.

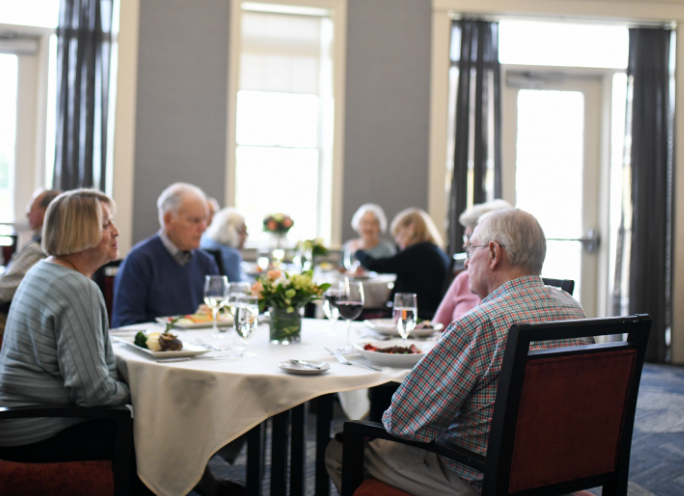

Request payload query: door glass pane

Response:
[515,89,584,297]
[0,54,18,222]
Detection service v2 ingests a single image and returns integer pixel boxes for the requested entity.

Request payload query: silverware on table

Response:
[324,347,381,372]
[156,355,233,363]
[290,359,324,370]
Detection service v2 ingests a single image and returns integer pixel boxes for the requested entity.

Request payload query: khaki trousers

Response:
[325,437,480,496]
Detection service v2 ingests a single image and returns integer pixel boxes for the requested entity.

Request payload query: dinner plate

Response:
[156,313,233,329]
[278,361,331,375]
[113,336,211,358]
[353,340,434,367]
[363,319,443,338]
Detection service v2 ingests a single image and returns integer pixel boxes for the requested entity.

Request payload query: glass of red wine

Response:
[323,282,343,335]
[334,279,365,353]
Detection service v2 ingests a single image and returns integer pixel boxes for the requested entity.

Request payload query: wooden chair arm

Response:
[341,420,486,496]
[0,405,132,421]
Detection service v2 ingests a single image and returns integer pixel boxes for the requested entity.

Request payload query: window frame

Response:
[226,0,348,248]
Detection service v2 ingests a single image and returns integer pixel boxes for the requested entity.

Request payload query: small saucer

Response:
[278,361,331,375]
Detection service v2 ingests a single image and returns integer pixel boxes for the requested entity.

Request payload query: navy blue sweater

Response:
[111,235,219,327]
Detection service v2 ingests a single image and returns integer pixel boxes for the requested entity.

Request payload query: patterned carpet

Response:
[193,363,684,496]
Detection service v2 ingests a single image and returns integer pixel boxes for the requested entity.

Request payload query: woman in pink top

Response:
[433,199,511,327]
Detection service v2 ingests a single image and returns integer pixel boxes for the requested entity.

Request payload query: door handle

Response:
[547,229,600,254]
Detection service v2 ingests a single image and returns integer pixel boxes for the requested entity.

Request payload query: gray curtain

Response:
[447,20,502,256]
[54,0,114,191]
[612,28,673,362]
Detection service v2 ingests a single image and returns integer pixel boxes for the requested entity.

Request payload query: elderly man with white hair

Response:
[326,208,593,496]
[112,183,219,327]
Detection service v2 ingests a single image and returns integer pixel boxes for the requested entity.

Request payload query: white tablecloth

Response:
[112,318,412,496]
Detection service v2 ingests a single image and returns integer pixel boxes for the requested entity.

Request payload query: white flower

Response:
[274,277,290,287]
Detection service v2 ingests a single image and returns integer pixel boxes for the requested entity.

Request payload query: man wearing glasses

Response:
[326,208,592,495]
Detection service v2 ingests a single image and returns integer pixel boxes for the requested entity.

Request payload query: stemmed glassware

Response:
[204,275,228,337]
[334,280,365,353]
[322,282,342,335]
[234,295,259,357]
[225,282,252,344]
[393,293,418,342]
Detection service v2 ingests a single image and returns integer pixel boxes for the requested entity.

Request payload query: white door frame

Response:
[429,0,684,364]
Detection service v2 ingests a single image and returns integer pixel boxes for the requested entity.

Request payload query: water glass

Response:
[393,293,417,341]
[234,295,259,357]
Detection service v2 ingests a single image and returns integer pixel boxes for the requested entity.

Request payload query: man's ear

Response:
[489,241,502,269]
[163,211,173,229]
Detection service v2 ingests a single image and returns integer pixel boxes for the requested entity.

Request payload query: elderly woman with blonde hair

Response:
[355,208,449,319]
[433,199,511,327]
[0,189,131,466]
[342,203,396,268]
[200,207,249,282]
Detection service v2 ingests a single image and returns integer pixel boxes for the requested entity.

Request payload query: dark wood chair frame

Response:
[341,314,651,496]
[0,405,134,496]
[541,277,575,296]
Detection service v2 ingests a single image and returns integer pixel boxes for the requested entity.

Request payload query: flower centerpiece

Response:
[251,269,329,344]
[295,238,328,272]
[263,213,294,252]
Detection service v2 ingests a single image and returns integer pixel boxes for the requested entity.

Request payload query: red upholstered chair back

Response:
[483,315,651,496]
[509,350,636,492]
[0,459,114,496]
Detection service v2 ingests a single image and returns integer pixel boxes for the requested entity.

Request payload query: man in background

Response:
[0,189,61,336]
[112,182,219,327]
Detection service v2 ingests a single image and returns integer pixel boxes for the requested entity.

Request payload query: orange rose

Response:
[251,281,264,297]
[267,270,282,280]
[283,218,293,227]
[267,220,277,231]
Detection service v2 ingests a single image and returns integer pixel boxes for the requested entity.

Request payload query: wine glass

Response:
[393,293,417,342]
[204,275,228,336]
[224,282,252,344]
[334,280,364,353]
[234,295,259,357]
[322,282,342,335]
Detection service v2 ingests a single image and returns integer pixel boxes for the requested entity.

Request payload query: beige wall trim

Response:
[111,0,140,258]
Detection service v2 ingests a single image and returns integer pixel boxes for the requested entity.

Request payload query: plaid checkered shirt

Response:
[382,275,592,492]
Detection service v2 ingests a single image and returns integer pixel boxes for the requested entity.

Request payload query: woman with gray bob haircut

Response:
[342,203,396,269]
[475,207,547,275]
[434,199,511,327]
[200,207,249,282]
[0,189,132,472]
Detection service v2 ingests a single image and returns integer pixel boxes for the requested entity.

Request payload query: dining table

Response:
[111,317,421,496]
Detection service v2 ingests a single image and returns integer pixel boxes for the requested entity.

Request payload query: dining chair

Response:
[341,314,651,496]
[0,405,133,496]
[541,277,575,296]
[203,249,227,277]
[92,259,123,325]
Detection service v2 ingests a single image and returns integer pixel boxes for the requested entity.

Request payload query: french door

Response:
[502,69,605,317]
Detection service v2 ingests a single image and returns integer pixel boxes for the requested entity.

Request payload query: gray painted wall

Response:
[341,0,432,243]
[133,0,230,243]
[131,0,432,246]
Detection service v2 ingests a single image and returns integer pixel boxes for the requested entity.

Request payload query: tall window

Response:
[234,7,334,245]
[0,54,18,222]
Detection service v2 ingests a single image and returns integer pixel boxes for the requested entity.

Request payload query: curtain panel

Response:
[447,20,502,256]
[54,0,113,191]
[613,28,673,362]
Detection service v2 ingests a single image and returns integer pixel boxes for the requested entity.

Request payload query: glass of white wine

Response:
[204,275,229,336]
[393,293,417,342]
[234,295,259,358]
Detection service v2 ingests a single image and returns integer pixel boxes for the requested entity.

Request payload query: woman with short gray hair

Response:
[342,203,396,269]
[434,199,511,327]
[0,189,131,468]
[200,207,249,282]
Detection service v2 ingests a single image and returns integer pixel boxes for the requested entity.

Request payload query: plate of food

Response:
[353,340,433,367]
[113,331,211,358]
[363,319,443,338]
[156,307,233,329]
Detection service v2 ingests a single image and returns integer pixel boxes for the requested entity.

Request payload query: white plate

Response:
[278,361,331,375]
[363,319,443,338]
[156,313,233,329]
[113,336,211,358]
[353,340,433,367]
